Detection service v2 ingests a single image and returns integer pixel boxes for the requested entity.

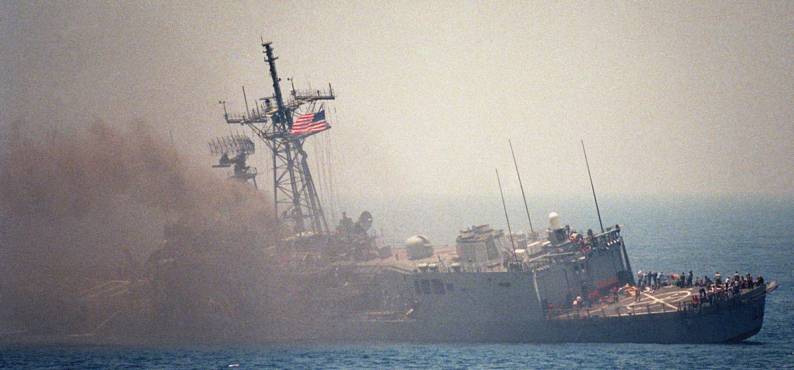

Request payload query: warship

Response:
[199,41,777,344]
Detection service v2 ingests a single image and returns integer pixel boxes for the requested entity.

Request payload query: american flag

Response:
[290,109,330,137]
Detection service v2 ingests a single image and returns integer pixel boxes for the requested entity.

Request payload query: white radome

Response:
[549,212,561,230]
[405,235,431,248]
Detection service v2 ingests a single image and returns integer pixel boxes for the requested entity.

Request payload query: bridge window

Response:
[420,279,432,294]
[416,279,453,295]
[431,279,446,294]
[486,239,499,259]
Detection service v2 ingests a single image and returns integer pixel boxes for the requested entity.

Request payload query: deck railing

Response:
[546,302,674,320]
[546,286,764,321]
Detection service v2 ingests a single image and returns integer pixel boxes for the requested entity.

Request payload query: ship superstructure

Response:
[295,213,772,344]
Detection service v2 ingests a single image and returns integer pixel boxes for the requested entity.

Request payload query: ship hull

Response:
[0,287,765,346]
[292,289,766,344]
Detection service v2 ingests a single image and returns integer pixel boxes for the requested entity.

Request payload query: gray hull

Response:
[15,286,763,346]
[301,289,766,344]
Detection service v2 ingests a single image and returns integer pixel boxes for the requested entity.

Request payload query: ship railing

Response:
[551,229,622,255]
[547,286,763,320]
[546,302,677,320]
[590,229,622,250]
[223,111,270,125]
[677,288,759,314]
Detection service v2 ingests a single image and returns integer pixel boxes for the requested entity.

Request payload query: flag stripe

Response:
[290,110,330,136]
[291,121,328,133]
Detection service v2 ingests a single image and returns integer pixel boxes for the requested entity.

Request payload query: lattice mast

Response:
[222,42,335,237]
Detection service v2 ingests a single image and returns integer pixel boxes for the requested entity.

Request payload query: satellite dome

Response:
[549,212,561,230]
[405,235,431,248]
[405,235,434,260]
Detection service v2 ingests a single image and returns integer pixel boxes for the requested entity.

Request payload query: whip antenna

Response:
[581,139,604,233]
[509,139,534,233]
[496,168,517,259]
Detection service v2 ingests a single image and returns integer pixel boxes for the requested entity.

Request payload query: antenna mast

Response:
[581,139,604,233]
[496,168,517,258]
[220,42,335,238]
[508,139,534,233]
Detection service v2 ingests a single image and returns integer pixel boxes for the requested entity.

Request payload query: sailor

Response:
[656,272,664,287]
[687,271,693,287]
[715,272,722,286]
[338,212,354,234]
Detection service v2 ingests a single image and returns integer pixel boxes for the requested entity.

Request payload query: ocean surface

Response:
[2,195,793,369]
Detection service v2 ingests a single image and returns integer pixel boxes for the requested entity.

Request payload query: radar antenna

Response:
[208,133,258,188]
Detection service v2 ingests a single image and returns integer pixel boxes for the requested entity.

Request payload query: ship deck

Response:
[550,285,756,320]
[356,245,460,271]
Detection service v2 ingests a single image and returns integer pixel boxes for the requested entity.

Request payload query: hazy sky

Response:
[2,1,793,200]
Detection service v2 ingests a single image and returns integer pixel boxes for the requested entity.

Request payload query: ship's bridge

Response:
[455,225,509,271]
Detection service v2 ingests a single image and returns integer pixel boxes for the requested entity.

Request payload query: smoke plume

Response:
[0,120,283,340]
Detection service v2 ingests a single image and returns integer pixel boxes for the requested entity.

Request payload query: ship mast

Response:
[220,41,335,239]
